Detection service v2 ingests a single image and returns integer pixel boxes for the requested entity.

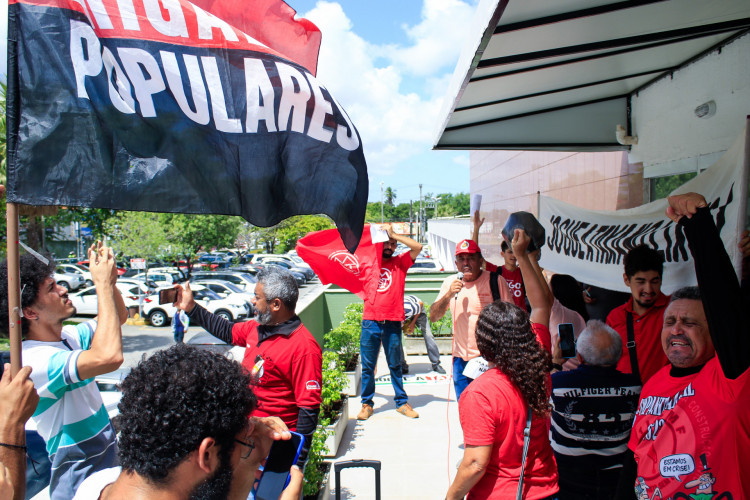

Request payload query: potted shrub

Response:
[302,426,333,499]
[320,350,349,458]
[323,303,363,396]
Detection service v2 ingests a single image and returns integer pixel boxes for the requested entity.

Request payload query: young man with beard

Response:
[606,244,670,384]
[175,267,321,464]
[72,344,302,500]
[357,223,422,421]
[430,239,513,400]
[616,192,750,499]
[0,243,128,500]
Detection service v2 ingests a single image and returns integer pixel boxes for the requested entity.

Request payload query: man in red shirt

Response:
[357,223,422,421]
[619,192,750,500]
[175,266,322,464]
[606,244,669,384]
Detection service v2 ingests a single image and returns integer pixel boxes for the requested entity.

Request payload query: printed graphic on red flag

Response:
[296,225,382,305]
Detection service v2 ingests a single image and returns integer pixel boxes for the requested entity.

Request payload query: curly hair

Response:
[624,244,664,278]
[117,344,256,483]
[0,254,56,335]
[475,301,551,416]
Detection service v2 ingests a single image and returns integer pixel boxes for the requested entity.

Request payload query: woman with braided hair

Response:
[447,229,559,500]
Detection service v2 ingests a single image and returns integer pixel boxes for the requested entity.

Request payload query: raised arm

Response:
[512,230,551,329]
[77,242,124,380]
[384,223,422,261]
[0,365,39,500]
[176,282,234,344]
[471,210,484,244]
[667,192,749,379]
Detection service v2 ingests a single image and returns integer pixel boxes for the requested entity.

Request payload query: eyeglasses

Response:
[234,437,255,459]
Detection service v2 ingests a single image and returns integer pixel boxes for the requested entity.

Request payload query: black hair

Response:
[669,286,701,302]
[475,301,551,416]
[501,241,510,252]
[624,244,664,278]
[117,344,256,483]
[550,274,589,321]
[0,254,56,334]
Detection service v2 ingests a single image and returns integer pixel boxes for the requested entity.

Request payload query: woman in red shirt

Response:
[447,229,559,500]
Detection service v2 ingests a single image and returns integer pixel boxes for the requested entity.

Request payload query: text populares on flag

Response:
[6,0,367,251]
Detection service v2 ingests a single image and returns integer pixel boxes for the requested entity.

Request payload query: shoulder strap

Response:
[626,312,642,384]
[516,406,533,500]
[490,271,500,302]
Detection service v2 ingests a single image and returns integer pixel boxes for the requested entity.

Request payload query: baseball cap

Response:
[455,239,481,255]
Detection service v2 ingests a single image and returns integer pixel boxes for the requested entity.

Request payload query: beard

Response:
[254,307,273,325]
[382,248,394,259]
[188,454,234,500]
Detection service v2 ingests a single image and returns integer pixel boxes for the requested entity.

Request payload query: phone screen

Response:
[158,288,177,305]
[558,323,576,359]
[255,432,304,500]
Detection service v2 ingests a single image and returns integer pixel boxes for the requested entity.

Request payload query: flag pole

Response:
[6,201,23,375]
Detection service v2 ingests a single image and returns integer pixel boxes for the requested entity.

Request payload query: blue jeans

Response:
[452,357,474,401]
[360,320,408,407]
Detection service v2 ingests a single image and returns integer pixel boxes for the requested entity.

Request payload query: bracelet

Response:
[551,363,563,371]
[0,442,27,452]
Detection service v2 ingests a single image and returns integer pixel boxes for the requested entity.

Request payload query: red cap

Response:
[455,239,481,255]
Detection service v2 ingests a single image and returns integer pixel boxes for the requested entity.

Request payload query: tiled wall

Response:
[471,150,644,265]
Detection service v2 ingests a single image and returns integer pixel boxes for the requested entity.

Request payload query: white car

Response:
[143,284,250,327]
[53,271,85,291]
[192,280,255,311]
[69,283,147,313]
[56,264,94,287]
[407,258,445,273]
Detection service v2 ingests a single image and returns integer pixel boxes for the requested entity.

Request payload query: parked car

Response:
[190,271,257,291]
[128,270,183,287]
[143,284,249,327]
[57,263,94,286]
[192,279,255,312]
[252,254,315,279]
[407,258,445,273]
[77,260,127,276]
[53,271,85,291]
[69,283,148,313]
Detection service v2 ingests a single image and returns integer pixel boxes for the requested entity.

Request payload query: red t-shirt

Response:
[362,252,413,321]
[232,321,322,429]
[485,261,526,310]
[458,323,557,500]
[606,293,669,383]
[628,357,750,499]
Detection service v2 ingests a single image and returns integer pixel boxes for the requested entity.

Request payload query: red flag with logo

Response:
[296,225,381,305]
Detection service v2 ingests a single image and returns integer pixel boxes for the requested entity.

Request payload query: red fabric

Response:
[296,225,382,305]
[628,358,750,499]
[484,261,498,273]
[231,321,322,429]
[362,252,414,321]
[606,293,670,383]
[188,0,321,74]
[501,266,526,311]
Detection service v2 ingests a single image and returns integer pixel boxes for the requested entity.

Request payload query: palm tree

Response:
[384,186,396,207]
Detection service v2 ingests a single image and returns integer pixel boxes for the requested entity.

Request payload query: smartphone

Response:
[558,323,576,359]
[158,287,178,305]
[254,431,304,500]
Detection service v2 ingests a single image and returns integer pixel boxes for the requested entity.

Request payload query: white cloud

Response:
[304,0,476,178]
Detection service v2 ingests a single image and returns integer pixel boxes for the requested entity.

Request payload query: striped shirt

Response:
[23,321,119,500]
[550,364,641,471]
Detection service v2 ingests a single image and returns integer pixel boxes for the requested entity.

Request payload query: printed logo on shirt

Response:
[377,268,392,292]
[306,380,321,391]
[250,355,265,384]
[328,250,361,275]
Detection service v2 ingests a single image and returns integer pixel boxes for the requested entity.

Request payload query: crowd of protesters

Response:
[0,190,748,500]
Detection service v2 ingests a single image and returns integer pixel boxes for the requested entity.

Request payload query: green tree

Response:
[105,211,166,260]
[240,215,334,254]
[160,213,243,276]
[384,186,396,206]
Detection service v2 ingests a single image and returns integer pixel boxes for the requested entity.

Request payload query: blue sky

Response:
[289,0,477,203]
[0,0,478,204]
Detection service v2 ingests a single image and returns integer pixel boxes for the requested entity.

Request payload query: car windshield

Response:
[220,282,245,293]
[195,289,222,300]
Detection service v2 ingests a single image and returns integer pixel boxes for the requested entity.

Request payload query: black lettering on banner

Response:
[545,187,734,265]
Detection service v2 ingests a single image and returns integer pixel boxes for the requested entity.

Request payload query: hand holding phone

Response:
[254,431,304,500]
[558,323,576,359]
[158,287,178,305]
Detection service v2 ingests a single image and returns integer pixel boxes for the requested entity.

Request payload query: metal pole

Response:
[6,202,23,375]
[418,184,423,243]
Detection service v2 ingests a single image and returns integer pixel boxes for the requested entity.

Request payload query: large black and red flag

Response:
[296,225,381,305]
[6,0,367,251]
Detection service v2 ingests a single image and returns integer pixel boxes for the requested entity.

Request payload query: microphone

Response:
[454,272,464,299]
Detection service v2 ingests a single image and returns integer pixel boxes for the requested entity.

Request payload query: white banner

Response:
[540,124,749,294]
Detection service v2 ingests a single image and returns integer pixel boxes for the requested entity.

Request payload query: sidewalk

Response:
[326,352,464,499]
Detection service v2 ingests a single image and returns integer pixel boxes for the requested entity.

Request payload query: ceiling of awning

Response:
[434,0,750,151]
